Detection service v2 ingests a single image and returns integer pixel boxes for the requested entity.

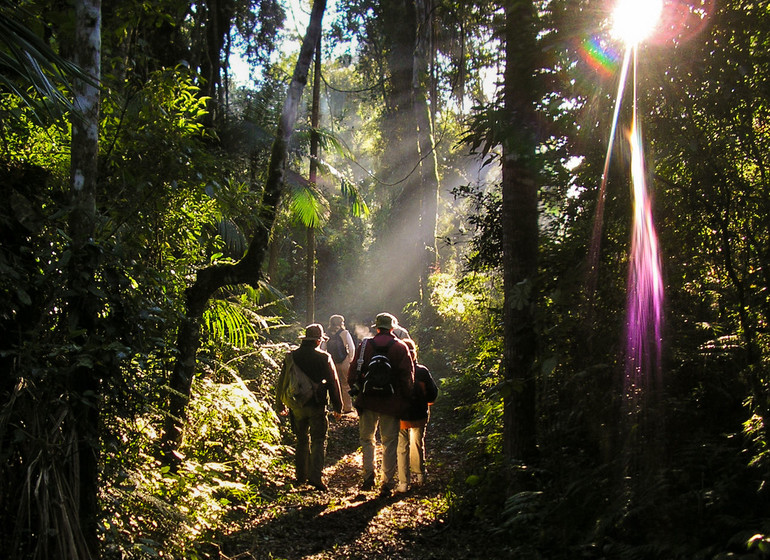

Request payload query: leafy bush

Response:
[101,364,282,559]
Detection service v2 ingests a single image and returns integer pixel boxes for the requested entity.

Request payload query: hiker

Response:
[323,314,356,413]
[392,318,410,340]
[348,312,414,495]
[398,338,438,491]
[275,323,343,492]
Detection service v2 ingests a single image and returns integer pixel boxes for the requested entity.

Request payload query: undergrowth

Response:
[101,349,287,559]
[440,350,770,560]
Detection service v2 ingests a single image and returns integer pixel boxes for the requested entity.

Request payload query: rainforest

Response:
[1,0,769,558]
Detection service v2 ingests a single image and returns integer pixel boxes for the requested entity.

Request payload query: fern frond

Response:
[203,299,258,348]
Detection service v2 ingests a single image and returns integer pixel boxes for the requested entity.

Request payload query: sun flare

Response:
[611,0,663,45]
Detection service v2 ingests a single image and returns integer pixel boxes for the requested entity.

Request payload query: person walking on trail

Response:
[275,323,343,492]
[392,318,410,341]
[397,338,438,492]
[323,314,356,414]
[348,312,414,496]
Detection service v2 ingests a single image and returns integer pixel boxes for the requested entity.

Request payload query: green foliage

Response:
[203,297,259,349]
[1,8,289,556]
[2,0,770,558]
[0,0,87,124]
[448,183,503,273]
[185,372,280,467]
[101,365,282,560]
[744,412,769,472]
[282,123,369,230]
[288,177,329,229]
[415,271,502,375]
[0,95,71,176]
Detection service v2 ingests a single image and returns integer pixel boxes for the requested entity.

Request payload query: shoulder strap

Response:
[355,338,370,372]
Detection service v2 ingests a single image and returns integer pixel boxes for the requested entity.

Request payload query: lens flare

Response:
[612,0,663,45]
[625,117,664,400]
[587,44,665,412]
[579,36,620,77]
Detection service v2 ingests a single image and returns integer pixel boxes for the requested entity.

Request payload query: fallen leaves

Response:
[217,410,500,559]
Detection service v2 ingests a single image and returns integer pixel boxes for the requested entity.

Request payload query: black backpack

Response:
[326,330,348,364]
[362,338,397,396]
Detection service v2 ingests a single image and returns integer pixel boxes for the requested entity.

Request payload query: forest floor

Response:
[216,391,506,560]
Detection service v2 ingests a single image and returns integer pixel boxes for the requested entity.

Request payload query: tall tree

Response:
[330,0,496,316]
[306,37,322,324]
[66,0,102,556]
[414,0,440,308]
[501,0,539,464]
[160,0,328,460]
[372,0,422,313]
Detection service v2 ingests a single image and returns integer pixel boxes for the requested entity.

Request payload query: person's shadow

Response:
[222,493,398,559]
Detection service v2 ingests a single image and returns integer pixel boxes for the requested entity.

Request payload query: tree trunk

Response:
[201,0,236,127]
[370,0,421,313]
[413,0,439,308]
[306,37,322,324]
[501,0,538,465]
[161,0,327,462]
[266,230,283,282]
[68,0,102,556]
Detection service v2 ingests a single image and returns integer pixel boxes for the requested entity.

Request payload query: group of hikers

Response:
[274,312,438,496]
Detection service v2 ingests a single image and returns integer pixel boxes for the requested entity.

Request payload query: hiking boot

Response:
[394,482,409,494]
[378,485,392,498]
[360,475,375,491]
[413,474,425,485]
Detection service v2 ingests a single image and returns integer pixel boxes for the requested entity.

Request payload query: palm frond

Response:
[289,185,328,228]
[217,218,248,258]
[284,169,329,228]
[314,158,370,217]
[314,127,352,159]
[0,1,94,124]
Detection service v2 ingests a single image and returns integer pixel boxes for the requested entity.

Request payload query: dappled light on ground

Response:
[217,411,488,559]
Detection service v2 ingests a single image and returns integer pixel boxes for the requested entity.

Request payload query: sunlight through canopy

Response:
[611,0,663,45]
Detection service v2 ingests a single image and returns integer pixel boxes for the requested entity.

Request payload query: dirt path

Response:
[217,397,492,560]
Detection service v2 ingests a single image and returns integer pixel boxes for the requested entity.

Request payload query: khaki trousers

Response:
[358,408,400,487]
[336,361,353,412]
[398,418,428,484]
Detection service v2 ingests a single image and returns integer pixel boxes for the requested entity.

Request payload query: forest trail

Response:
[218,394,497,560]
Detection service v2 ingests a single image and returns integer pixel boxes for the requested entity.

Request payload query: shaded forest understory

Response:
[212,364,767,560]
[217,398,485,560]
[2,0,770,559]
